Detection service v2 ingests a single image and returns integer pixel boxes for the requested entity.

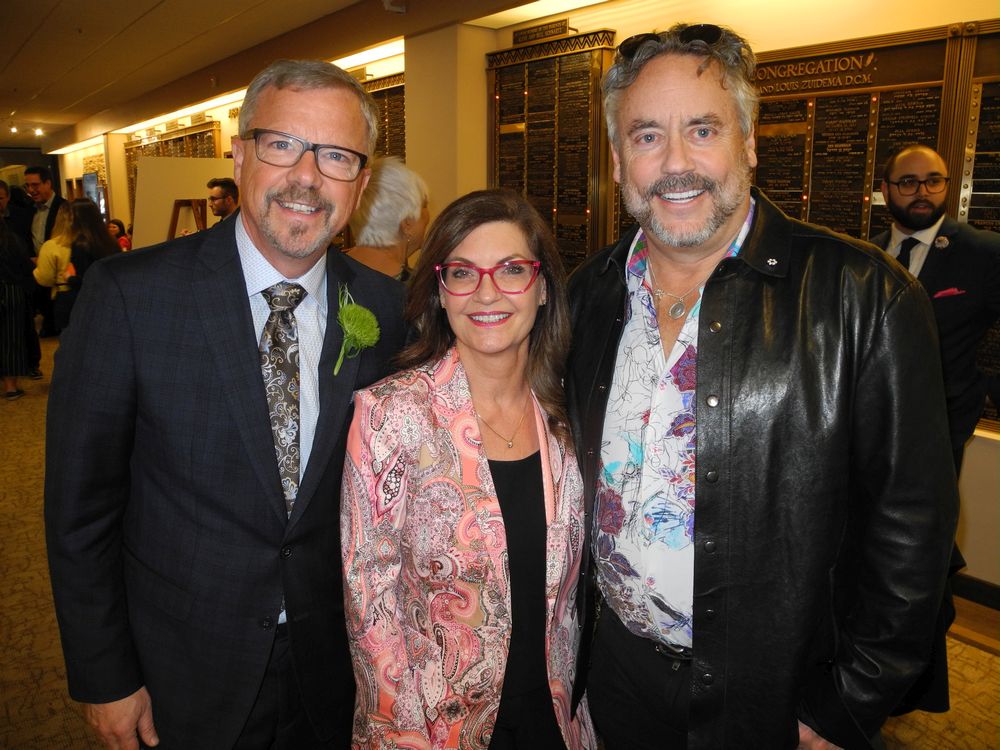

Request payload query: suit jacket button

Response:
[701,673,714,685]
[706,608,717,620]
[705,470,719,483]
[704,540,717,553]
[709,320,722,333]
[281,546,292,558]
[261,616,273,630]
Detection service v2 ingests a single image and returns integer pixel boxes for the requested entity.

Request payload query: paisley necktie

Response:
[259,282,306,515]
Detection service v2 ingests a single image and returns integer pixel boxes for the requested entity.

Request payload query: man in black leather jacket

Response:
[566,23,958,750]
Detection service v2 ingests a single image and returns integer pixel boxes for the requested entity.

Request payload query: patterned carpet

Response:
[1,338,997,749]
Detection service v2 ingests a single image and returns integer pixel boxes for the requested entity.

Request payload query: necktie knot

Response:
[262,282,306,313]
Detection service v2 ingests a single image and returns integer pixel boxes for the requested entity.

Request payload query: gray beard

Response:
[621,169,750,249]
[260,188,335,259]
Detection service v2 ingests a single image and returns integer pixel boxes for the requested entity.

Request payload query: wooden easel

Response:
[167,199,207,239]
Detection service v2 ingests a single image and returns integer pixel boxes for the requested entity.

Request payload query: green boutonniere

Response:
[334,283,380,375]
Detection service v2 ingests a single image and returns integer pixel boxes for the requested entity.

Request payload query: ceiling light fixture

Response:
[34,128,44,136]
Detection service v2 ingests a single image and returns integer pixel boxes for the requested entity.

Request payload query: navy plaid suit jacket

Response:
[44,216,406,748]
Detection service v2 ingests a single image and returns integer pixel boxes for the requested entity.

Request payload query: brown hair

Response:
[70,199,119,260]
[397,189,572,443]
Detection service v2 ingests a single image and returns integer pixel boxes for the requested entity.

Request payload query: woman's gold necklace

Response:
[476,393,530,449]
[647,262,708,320]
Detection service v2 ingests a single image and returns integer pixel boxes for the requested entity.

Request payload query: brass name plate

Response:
[514,20,569,46]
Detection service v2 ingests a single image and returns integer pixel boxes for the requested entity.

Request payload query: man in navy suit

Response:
[873,143,1000,719]
[45,59,407,750]
[873,144,1000,474]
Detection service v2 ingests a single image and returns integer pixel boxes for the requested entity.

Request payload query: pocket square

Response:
[933,288,966,298]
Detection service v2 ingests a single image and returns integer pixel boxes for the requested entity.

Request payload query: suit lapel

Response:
[193,223,289,524]
[917,217,959,287]
[289,250,360,527]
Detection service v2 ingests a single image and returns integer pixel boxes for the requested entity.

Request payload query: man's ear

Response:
[352,169,372,212]
[611,141,623,184]
[231,136,246,183]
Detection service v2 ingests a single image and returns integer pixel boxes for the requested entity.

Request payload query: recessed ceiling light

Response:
[34,128,44,136]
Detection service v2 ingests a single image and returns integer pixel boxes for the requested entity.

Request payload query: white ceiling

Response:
[0,0,362,149]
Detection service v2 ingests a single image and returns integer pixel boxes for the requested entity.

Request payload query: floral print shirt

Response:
[595,205,754,648]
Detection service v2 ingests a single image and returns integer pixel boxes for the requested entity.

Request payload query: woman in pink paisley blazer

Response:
[341,190,595,750]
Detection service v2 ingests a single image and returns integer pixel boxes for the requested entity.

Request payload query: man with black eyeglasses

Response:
[206,176,240,221]
[45,59,407,750]
[874,144,1000,475]
[566,23,957,750]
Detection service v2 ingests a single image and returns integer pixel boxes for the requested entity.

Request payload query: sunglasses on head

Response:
[617,23,724,61]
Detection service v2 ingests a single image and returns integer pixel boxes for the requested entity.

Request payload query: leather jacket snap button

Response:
[706,395,719,407]
[705,470,719,483]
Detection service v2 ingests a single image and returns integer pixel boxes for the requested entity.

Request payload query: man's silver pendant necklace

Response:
[648,264,707,320]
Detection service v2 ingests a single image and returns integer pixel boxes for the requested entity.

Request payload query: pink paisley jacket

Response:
[341,347,595,750]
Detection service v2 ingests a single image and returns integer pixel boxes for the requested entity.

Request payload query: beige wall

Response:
[957,431,1000,586]
[406,24,498,216]
[132,156,235,249]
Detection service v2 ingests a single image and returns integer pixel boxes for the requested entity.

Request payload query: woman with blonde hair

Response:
[32,201,73,299]
[36,199,119,330]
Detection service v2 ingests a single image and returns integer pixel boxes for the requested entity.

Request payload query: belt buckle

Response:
[654,641,692,661]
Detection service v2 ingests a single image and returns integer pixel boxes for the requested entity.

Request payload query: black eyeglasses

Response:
[241,128,368,182]
[885,176,950,196]
[617,24,724,61]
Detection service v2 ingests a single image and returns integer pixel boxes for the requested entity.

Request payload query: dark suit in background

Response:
[874,144,1000,719]
[873,216,1000,466]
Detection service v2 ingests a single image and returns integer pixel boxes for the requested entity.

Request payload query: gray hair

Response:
[603,23,758,147]
[239,59,380,154]
[349,156,429,248]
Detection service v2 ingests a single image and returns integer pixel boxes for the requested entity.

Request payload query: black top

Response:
[489,450,549,697]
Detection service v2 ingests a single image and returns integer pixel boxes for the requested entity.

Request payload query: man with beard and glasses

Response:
[566,23,957,750]
[45,59,407,750]
[873,144,1000,474]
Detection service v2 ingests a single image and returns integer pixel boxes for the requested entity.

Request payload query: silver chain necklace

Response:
[647,262,708,320]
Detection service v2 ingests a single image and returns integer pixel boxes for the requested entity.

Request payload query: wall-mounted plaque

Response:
[755,99,810,219]
[364,74,406,160]
[487,30,615,271]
